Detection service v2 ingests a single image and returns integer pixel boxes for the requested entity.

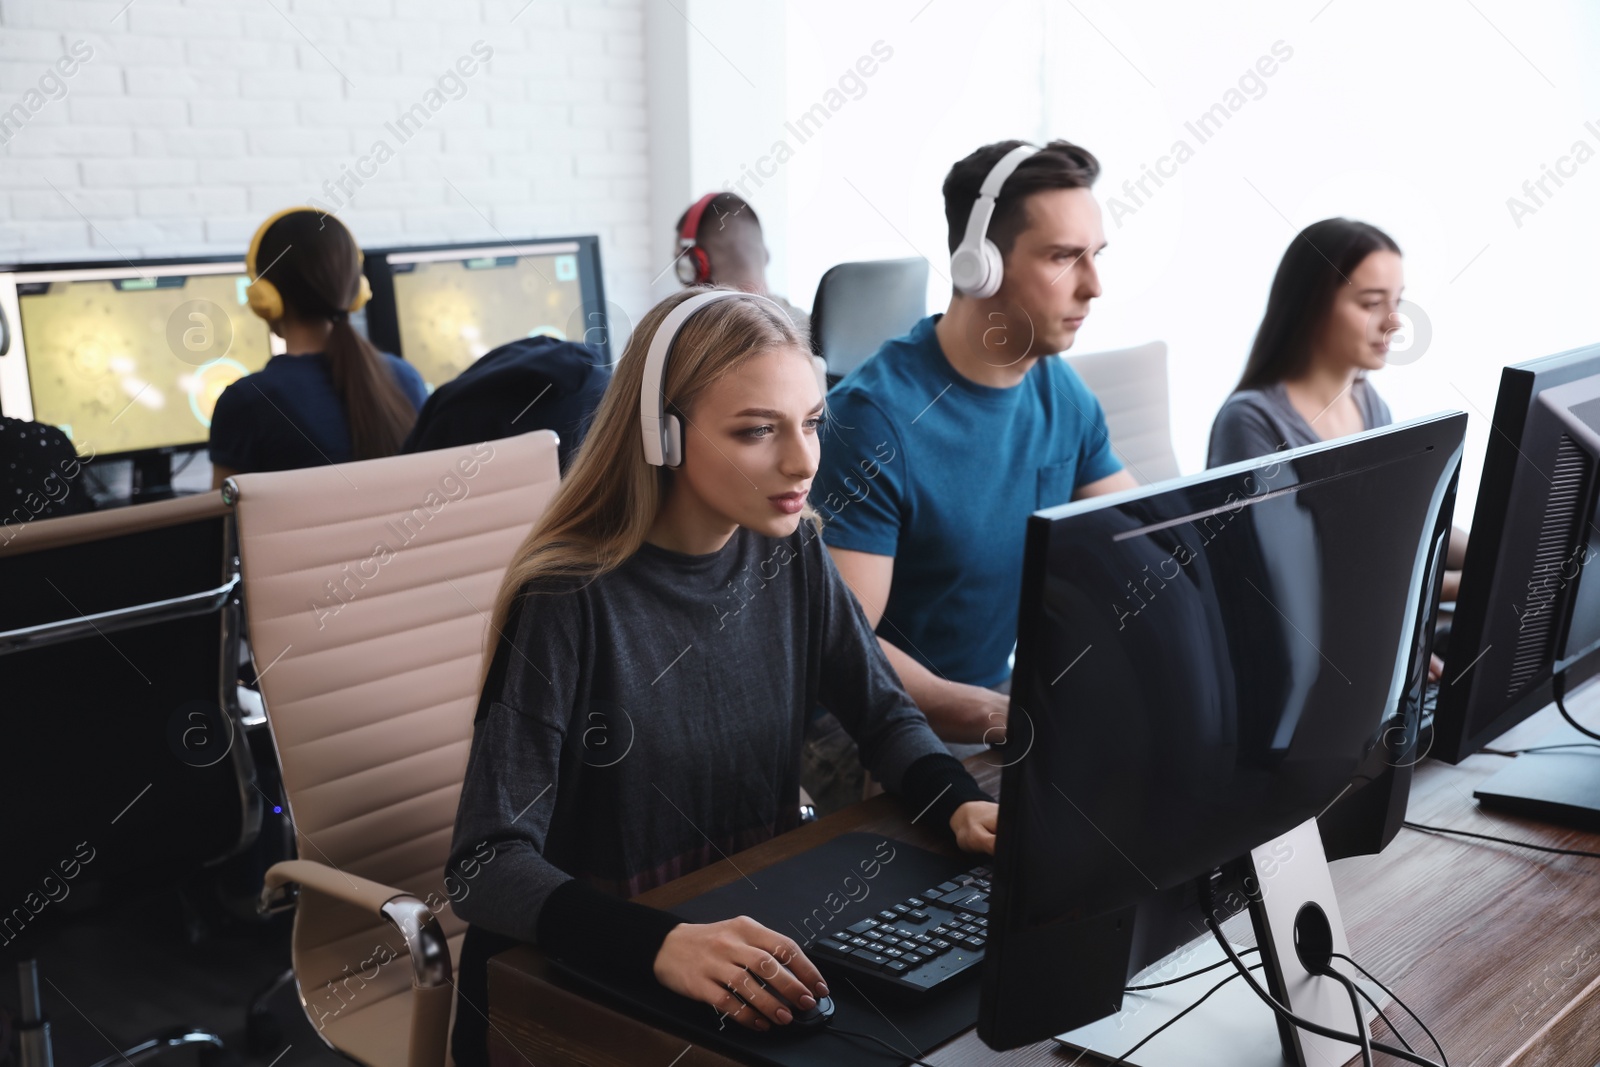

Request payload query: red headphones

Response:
[674,193,718,286]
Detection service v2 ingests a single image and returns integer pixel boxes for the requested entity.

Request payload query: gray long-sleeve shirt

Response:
[1207,379,1392,468]
[448,518,982,947]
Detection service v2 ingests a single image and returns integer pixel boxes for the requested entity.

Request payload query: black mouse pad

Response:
[549,832,984,1067]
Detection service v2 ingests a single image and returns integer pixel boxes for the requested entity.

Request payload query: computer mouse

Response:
[747,966,835,1029]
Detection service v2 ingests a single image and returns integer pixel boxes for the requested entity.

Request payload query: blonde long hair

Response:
[486,287,811,648]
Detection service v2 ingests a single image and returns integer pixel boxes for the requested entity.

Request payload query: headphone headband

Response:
[951,143,1039,298]
[244,207,370,321]
[639,289,822,468]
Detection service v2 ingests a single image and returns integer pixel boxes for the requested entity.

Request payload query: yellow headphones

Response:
[244,207,372,322]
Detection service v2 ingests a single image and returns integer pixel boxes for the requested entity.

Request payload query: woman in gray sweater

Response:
[1208,217,1465,604]
[447,288,997,1064]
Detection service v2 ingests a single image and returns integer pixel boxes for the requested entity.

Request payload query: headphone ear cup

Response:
[350,273,372,313]
[662,413,684,467]
[970,239,1005,300]
[692,247,712,285]
[950,244,987,296]
[245,278,283,322]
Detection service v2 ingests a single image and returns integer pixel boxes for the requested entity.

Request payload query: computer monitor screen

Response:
[978,413,1465,1050]
[0,261,274,458]
[364,236,609,392]
[1432,344,1600,763]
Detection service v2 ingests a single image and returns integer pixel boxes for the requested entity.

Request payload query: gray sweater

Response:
[1207,379,1392,468]
[447,519,988,1061]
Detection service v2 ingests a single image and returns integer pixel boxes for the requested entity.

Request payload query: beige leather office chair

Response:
[225,431,562,1067]
[1063,340,1182,485]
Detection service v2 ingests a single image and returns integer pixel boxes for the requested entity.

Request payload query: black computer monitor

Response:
[0,257,278,497]
[362,235,611,392]
[978,413,1465,1056]
[1430,344,1600,822]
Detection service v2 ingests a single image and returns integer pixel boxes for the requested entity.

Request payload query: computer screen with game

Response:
[1430,344,1600,826]
[979,413,1465,1063]
[362,235,610,392]
[0,258,277,491]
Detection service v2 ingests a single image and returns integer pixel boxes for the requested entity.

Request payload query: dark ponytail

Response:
[1237,218,1401,392]
[253,212,417,460]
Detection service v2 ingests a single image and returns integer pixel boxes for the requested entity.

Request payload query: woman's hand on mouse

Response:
[950,800,998,854]
[652,916,829,1031]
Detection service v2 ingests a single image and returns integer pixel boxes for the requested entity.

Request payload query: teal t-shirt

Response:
[812,315,1122,687]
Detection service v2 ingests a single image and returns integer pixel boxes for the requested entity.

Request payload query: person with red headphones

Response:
[673,192,809,330]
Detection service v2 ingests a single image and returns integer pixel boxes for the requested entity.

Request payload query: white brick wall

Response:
[0,0,653,319]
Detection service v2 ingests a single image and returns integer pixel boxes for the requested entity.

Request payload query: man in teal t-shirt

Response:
[809,139,1136,785]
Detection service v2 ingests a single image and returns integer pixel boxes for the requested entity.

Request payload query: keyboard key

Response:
[883,948,904,958]
[894,926,918,939]
[877,910,899,923]
[846,919,879,934]
[913,933,933,944]
[974,917,988,928]
[932,925,950,936]
[829,930,853,943]
[885,960,910,974]
[849,937,871,948]
[931,939,952,951]
[968,936,986,949]
[892,903,911,915]
[851,949,890,968]
[936,881,959,893]
[863,929,884,941]
[906,897,925,908]
[815,940,854,958]
[950,893,990,916]
[913,945,937,958]
[960,923,980,934]
[908,909,930,922]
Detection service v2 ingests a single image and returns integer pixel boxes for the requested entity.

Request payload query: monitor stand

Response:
[1475,715,1600,831]
[1054,821,1382,1067]
[130,453,175,501]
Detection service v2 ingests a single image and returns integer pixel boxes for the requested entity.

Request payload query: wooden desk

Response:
[487,689,1600,1066]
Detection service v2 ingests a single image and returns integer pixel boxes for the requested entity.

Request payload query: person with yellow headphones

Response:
[209,208,427,486]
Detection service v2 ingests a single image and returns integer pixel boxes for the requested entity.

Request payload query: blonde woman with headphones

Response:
[446,287,997,1064]
[209,208,426,485]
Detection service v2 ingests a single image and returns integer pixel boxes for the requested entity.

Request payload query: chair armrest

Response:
[262,860,452,989]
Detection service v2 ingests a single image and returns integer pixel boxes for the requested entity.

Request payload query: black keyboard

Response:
[805,864,991,996]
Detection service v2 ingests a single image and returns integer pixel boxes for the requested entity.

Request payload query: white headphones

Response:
[639,289,828,467]
[949,143,1040,299]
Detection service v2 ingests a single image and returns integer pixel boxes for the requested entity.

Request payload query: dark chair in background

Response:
[809,258,929,386]
[0,493,262,1067]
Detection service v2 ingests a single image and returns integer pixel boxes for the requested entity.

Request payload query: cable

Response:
[1196,888,1444,1067]
[1333,952,1449,1067]
[1326,969,1373,1067]
[1403,820,1600,860]
[1346,974,1416,1056]
[1108,964,1259,1064]
[1482,742,1600,757]
[1553,673,1600,742]
[824,1024,938,1067]
[1125,947,1260,990]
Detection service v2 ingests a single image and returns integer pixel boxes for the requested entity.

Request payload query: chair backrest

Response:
[225,432,560,972]
[0,492,256,938]
[1063,340,1181,486]
[810,258,929,383]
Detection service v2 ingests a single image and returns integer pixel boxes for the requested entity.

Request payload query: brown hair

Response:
[485,287,813,654]
[1237,218,1401,391]
[253,211,417,459]
[942,138,1102,256]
